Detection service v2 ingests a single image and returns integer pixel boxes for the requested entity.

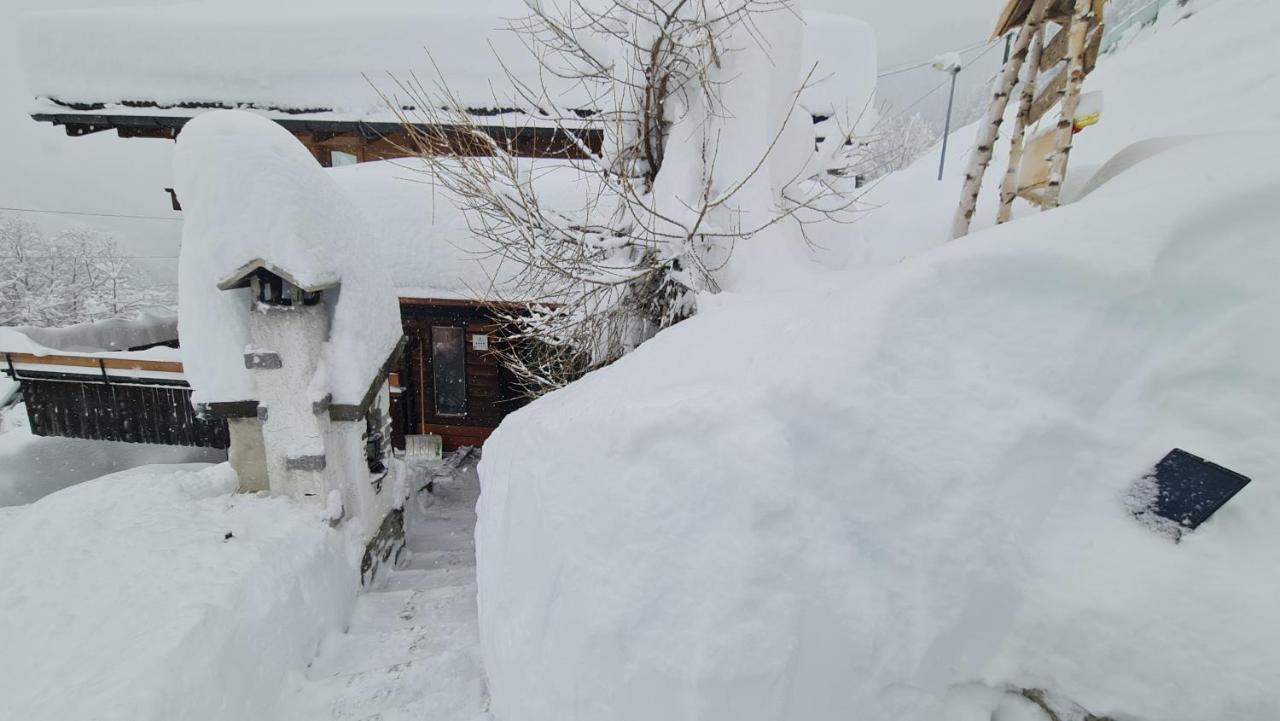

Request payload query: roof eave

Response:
[216,259,340,294]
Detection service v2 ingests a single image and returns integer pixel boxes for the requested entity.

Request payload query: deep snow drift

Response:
[478,128,1280,721]
[0,463,360,721]
[841,0,1280,266]
[475,1,1280,717]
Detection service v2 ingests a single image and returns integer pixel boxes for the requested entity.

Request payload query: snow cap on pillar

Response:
[173,110,402,408]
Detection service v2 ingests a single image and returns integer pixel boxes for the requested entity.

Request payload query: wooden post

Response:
[1042,0,1094,209]
[950,0,1053,240]
[997,25,1047,224]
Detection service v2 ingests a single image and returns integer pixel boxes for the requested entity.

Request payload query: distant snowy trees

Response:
[0,215,167,328]
[392,0,861,395]
[855,112,942,180]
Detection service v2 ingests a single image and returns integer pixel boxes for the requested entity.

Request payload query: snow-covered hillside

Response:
[475,2,1280,720]
[844,0,1280,265]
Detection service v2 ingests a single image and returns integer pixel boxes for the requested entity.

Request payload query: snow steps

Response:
[381,564,473,592]
[301,647,485,720]
[400,548,475,572]
[286,461,488,720]
[308,617,478,678]
[347,581,478,634]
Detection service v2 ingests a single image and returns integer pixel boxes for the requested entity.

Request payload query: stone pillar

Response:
[226,417,269,492]
[246,302,332,501]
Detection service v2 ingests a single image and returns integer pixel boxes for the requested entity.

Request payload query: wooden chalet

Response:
[35,106,602,167]
[2,306,520,452]
[8,3,878,452]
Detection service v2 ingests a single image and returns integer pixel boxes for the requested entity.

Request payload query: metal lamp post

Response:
[933,55,963,181]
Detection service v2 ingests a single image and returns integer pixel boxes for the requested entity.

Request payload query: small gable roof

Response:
[215,259,342,293]
[992,0,1108,39]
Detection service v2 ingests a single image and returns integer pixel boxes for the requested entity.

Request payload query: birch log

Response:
[997,25,1047,224]
[1042,0,1094,209]
[950,0,1053,240]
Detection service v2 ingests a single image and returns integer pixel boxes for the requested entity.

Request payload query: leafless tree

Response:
[384,0,867,396]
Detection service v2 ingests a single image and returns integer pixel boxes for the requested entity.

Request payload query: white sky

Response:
[0,0,1007,285]
[803,0,1006,67]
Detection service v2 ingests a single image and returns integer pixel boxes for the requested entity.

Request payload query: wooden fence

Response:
[2,352,228,449]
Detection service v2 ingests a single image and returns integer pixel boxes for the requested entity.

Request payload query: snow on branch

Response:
[382,0,870,396]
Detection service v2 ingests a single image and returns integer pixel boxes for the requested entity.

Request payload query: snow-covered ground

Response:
[843,0,1280,266]
[0,401,224,507]
[476,1,1280,720]
[0,463,360,721]
[285,456,488,720]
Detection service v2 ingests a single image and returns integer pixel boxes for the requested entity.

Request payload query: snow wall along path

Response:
[475,132,1280,721]
[0,464,358,721]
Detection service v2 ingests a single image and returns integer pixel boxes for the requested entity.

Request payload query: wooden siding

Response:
[19,377,229,449]
[32,111,602,162]
[397,300,528,450]
[419,423,494,451]
[309,126,600,166]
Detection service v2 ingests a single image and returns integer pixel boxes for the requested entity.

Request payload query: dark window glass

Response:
[432,326,466,417]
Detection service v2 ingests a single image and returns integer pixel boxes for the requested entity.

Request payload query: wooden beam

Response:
[1043,0,1095,209]
[1029,66,1069,125]
[998,24,1047,224]
[1039,24,1070,71]
[1,352,184,375]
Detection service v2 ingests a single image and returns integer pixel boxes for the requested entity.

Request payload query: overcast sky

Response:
[802,0,1006,68]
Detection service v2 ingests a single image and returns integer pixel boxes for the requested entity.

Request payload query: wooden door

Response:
[401,306,519,449]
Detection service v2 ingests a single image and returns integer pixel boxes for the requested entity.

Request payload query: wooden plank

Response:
[2,352,185,375]
[399,297,531,312]
[1029,67,1068,125]
[5,353,101,370]
[1039,24,1069,71]
[65,382,85,440]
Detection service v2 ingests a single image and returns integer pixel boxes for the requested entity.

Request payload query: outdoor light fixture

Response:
[1129,449,1252,541]
[932,52,964,182]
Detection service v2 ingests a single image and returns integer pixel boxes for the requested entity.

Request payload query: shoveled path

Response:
[287,456,489,720]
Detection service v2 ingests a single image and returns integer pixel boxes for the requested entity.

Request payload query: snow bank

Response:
[0,376,16,410]
[0,407,224,508]
[800,13,877,118]
[841,0,1280,267]
[0,463,359,721]
[174,110,402,406]
[476,129,1280,721]
[0,313,177,354]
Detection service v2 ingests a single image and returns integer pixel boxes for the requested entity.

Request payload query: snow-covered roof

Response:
[18,2,875,129]
[0,314,177,356]
[19,1,582,128]
[174,111,403,407]
[328,158,600,301]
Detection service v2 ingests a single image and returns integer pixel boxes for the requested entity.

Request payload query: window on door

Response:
[431,326,466,417]
[330,150,358,167]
